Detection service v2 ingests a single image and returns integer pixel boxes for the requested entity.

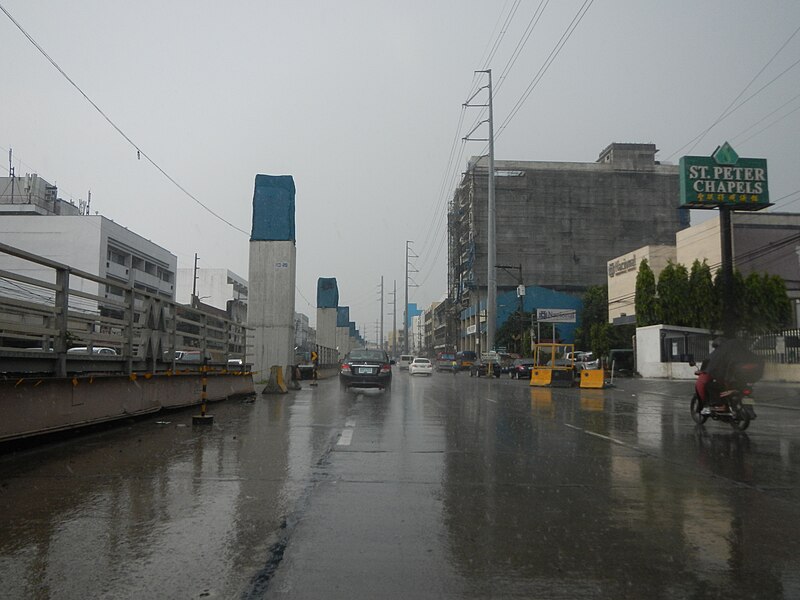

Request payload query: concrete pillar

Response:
[249,241,297,372]
[248,175,297,382]
[336,326,351,360]
[316,278,339,354]
[316,308,337,350]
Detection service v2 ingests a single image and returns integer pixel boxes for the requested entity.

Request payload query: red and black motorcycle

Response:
[690,361,761,431]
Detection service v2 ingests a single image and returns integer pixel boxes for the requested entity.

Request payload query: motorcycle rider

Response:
[702,336,755,410]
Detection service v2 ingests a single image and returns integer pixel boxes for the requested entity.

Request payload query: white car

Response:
[67,346,118,356]
[409,357,433,376]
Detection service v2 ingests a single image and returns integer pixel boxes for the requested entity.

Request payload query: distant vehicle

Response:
[398,355,415,370]
[469,359,502,378]
[162,349,210,363]
[67,346,118,356]
[435,352,458,372]
[510,358,536,379]
[340,348,393,391]
[409,357,433,376]
[566,351,600,370]
[455,350,477,371]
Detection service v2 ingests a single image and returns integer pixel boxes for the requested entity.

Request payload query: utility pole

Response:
[192,253,199,307]
[404,241,418,354]
[391,279,397,357]
[380,276,384,351]
[464,69,496,353]
[8,148,15,203]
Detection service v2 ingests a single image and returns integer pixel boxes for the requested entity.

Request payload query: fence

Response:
[659,327,800,366]
[0,241,251,376]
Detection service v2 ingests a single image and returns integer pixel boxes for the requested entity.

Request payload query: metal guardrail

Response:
[0,241,252,376]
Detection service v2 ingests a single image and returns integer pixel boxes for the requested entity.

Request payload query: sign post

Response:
[535,308,577,347]
[680,142,770,337]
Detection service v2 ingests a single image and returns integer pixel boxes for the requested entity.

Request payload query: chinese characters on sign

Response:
[679,142,770,211]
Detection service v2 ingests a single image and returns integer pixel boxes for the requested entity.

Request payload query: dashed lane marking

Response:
[564,423,631,448]
[337,428,354,446]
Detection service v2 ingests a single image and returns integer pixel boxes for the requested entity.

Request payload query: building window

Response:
[107,247,128,266]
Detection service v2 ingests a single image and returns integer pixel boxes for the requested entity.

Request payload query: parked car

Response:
[435,352,458,372]
[409,357,433,376]
[340,348,393,391]
[67,346,118,356]
[398,354,415,370]
[566,351,600,370]
[469,359,502,377]
[161,349,208,363]
[509,358,536,379]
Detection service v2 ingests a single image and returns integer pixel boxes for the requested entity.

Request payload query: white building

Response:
[0,215,177,312]
[176,268,248,312]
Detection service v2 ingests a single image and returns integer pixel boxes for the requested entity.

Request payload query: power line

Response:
[665,24,800,160]
[495,0,596,142]
[0,2,249,237]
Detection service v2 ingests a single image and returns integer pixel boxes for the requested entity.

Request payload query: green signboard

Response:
[679,142,770,211]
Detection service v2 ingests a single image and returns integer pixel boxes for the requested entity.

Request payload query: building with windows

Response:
[608,211,800,326]
[448,143,689,351]
[0,174,82,216]
[1,173,176,313]
[0,215,177,314]
[176,268,248,314]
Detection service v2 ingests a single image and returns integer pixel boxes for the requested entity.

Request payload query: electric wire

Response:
[0,2,250,237]
[728,91,800,143]
[665,23,800,160]
[738,102,800,145]
[495,0,596,143]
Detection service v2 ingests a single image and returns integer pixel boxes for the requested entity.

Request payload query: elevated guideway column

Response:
[248,175,297,391]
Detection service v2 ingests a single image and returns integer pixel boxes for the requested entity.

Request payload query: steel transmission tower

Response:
[463,69,496,352]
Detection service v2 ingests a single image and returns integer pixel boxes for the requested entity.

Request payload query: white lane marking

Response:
[338,428,354,446]
[564,423,630,448]
[345,419,356,427]
[487,398,497,403]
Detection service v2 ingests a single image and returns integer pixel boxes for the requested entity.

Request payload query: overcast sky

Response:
[2,1,800,341]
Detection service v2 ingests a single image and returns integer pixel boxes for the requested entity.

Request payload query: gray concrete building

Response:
[448,143,689,350]
[0,174,82,216]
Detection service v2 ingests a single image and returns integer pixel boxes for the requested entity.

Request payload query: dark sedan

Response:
[339,349,393,391]
[469,359,502,378]
[509,358,536,379]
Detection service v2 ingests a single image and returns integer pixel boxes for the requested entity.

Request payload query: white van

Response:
[398,355,415,370]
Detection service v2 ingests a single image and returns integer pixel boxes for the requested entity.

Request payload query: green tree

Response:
[688,259,716,329]
[496,311,531,355]
[575,286,608,350]
[713,268,747,332]
[657,261,691,326]
[742,273,792,333]
[635,259,658,326]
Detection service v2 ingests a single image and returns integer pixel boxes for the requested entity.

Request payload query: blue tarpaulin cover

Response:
[317,277,339,308]
[251,174,296,241]
[349,323,356,337]
[337,307,350,327]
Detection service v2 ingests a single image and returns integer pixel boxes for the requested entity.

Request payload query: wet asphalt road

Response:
[1,371,800,599]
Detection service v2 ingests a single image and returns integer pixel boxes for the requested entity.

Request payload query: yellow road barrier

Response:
[579,369,605,389]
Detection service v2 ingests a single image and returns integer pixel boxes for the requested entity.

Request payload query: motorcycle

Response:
[690,361,759,431]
